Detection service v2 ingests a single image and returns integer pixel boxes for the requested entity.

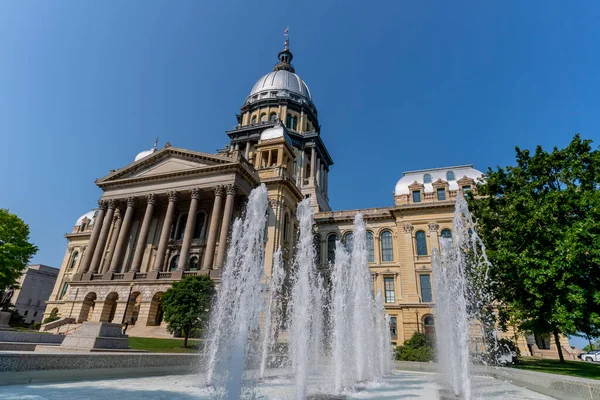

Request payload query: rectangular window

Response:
[420,274,432,302]
[462,185,471,192]
[412,191,421,203]
[384,277,395,303]
[390,316,398,339]
[437,188,446,201]
[59,283,69,300]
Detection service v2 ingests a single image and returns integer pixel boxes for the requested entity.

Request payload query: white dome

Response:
[134,148,156,162]
[394,165,484,196]
[75,210,96,226]
[260,124,292,144]
[248,70,312,101]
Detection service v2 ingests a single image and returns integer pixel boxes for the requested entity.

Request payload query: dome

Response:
[260,123,292,144]
[248,70,312,102]
[134,148,156,161]
[75,210,97,226]
[394,165,484,196]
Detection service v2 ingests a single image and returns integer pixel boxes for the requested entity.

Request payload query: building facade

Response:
[11,265,58,325]
[43,39,482,344]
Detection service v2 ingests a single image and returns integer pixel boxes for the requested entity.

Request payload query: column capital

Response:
[107,199,118,210]
[126,197,136,208]
[114,208,122,220]
[190,188,202,200]
[97,200,108,210]
[214,185,225,197]
[147,193,157,205]
[225,185,237,196]
[403,223,414,234]
[428,222,439,233]
[167,190,179,202]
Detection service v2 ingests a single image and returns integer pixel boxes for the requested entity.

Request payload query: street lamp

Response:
[121,282,135,325]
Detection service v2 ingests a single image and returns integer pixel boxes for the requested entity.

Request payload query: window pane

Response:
[420,274,432,302]
[441,229,452,239]
[381,231,393,261]
[327,234,337,263]
[446,171,455,181]
[384,277,395,303]
[194,213,206,239]
[412,191,421,203]
[437,188,446,200]
[367,232,374,262]
[462,185,471,192]
[424,173,432,184]
[416,231,428,256]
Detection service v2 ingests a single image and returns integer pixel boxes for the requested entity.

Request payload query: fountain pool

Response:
[0,370,556,400]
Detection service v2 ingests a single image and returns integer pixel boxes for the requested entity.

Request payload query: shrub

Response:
[42,314,60,325]
[32,322,41,330]
[395,332,435,362]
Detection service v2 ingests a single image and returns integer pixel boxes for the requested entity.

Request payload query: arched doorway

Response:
[100,292,119,322]
[147,292,164,326]
[78,292,97,323]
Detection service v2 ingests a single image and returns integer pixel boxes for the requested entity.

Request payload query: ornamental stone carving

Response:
[190,188,202,200]
[226,184,237,196]
[107,199,118,209]
[402,223,414,234]
[146,193,157,205]
[114,209,122,220]
[126,197,136,208]
[97,200,108,210]
[214,185,225,197]
[428,222,439,232]
[268,198,280,208]
[167,191,178,202]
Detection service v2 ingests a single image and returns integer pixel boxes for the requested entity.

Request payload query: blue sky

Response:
[1,2,598,347]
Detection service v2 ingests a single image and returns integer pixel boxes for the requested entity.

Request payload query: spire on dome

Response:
[273,27,295,73]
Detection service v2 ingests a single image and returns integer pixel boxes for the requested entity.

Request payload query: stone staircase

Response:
[39,317,77,334]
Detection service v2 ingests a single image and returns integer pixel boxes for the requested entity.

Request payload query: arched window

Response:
[441,229,452,239]
[260,113,267,122]
[174,213,188,240]
[446,171,455,181]
[69,252,79,270]
[283,214,289,241]
[189,256,199,271]
[423,173,432,184]
[415,231,428,256]
[381,231,393,262]
[343,232,353,253]
[286,114,298,130]
[169,256,179,272]
[193,212,206,239]
[366,232,375,262]
[423,314,435,334]
[327,234,338,263]
[251,115,257,124]
[313,234,321,265]
[269,112,277,121]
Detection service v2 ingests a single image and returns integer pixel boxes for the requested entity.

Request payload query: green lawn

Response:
[128,337,203,353]
[512,357,600,380]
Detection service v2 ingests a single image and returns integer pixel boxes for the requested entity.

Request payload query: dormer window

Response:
[412,191,421,203]
[462,185,471,192]
[437,188,446,200]
[423,173,432,184]
[446,171,455,181]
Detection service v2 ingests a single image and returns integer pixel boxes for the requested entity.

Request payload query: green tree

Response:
[468,135,600,363]
[161,275,215,348]
[0,209,38,310]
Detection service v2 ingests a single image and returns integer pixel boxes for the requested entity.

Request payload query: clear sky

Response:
[1,2,598,347]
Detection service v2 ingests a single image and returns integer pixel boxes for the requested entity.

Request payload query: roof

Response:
[394,164,483,195]
[248,70,312,101]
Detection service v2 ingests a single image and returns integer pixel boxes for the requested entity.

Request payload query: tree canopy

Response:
[161,275,216,347]
[468,135,600,362]
[0,209,38,310]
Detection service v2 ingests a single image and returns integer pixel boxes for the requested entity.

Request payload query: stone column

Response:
[215,185,236,269]
[79,200,107,273]
[177,189,201,271]
[130,194,156,273]
[153,191,178,272]
[202,185,224,270]
[244,142,250,160]
[428,222,440,251]
[103,209,123,273]
[311,147,316,179]
[89,200,117,273]
[109,197,136,273]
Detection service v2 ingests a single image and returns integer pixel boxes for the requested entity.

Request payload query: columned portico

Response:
[90,199,117,273]
[79,201,108,273]
[202,185,224,270]
[153,191,178,272]
[109,197,136,273]
[215,185,236,269]
[130,194,157,273]
[177,188,201,271]
[103,208,122,273]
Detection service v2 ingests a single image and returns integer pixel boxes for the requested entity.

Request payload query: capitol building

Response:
[43,39,483,345]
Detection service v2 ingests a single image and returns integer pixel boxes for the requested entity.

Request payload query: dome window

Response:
[423,173,432,184]
[260,113,267,122]
[251,116,257,124]
[286,114,298,130]
[269,112,277,121]
[446,171,455,181]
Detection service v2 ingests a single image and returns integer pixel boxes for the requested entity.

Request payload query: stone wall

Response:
[0,331,64,344]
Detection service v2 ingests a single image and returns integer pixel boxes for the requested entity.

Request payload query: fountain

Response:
[432,194,493,400]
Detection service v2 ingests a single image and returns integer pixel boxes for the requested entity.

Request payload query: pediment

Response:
[97,147,234,184]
